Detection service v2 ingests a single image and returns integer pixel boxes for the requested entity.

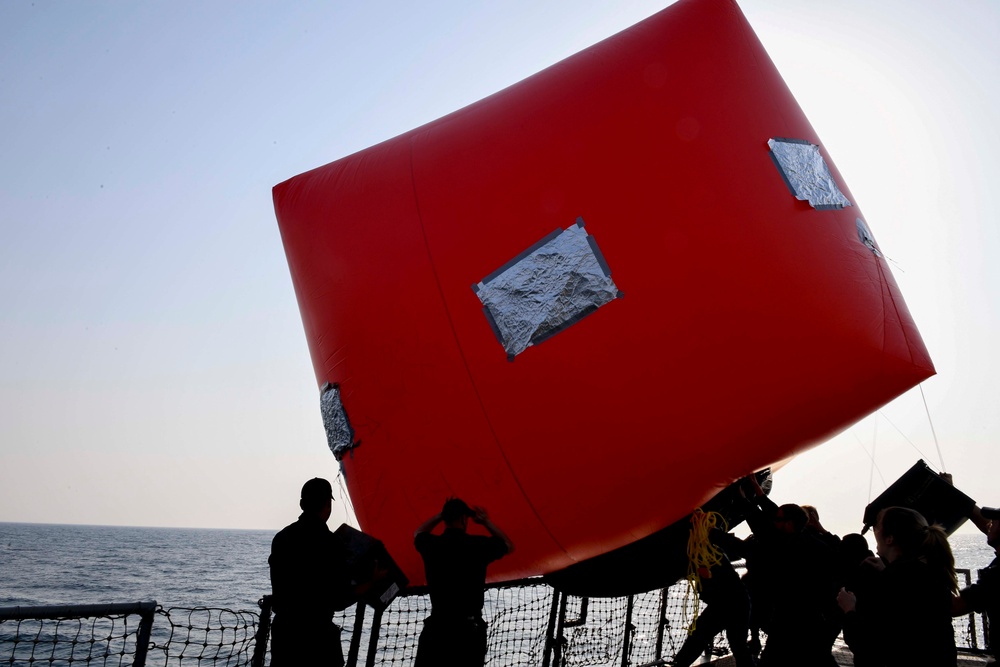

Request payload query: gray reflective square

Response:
[768,138,851,210]
[474,220,621,359]
[320,383,355,460]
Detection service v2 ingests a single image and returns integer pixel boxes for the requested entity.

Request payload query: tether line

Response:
[919,383,946,471]
[867,418,878,505]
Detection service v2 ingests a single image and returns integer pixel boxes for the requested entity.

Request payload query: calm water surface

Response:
[0,523,273,611]
[0,522,995,612]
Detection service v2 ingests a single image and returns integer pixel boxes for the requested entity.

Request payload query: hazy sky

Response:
[2,0,998,541]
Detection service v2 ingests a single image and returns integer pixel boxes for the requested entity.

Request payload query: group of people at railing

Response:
[674,474,999,667]
[264,474,998,667]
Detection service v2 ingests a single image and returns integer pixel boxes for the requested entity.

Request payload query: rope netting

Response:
[554,585,733,667]
[338,581,555,667]
[146,606,260,666]
[2,568,990,667]
[0,612,140,666]
[0,603,260,667]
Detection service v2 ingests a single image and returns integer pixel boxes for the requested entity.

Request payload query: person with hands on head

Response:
[414,498,513,667]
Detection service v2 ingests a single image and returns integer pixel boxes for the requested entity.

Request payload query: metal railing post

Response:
[542,590,561,667]
[654,587,667,664]
[250,596,273,667]
[132,601,157,667]
[553,591,570,667]
[621,594,634,667]
[967,570,979,651]
[364,607,384,667]
[345,603,367,667]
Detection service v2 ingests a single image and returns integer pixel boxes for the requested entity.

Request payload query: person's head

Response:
[801,504,822,529]
[299,477,334,521]
[875,506,928,557]
[839,533,873,566]
[441,497,474,530]
[773,503,808,534]
[981,507,1000,549]
[875,506,957,592]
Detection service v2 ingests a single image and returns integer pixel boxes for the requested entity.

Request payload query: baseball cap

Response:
[301,477,335,504]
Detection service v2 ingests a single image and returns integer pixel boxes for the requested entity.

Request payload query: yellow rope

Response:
[682,509,728,635]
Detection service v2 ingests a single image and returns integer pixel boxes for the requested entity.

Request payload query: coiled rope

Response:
[683,509,728,635]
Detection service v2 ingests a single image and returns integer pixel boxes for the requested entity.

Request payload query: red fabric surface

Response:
[273,0,933,585]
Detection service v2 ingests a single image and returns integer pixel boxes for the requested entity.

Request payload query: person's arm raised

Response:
[472,506,514,555]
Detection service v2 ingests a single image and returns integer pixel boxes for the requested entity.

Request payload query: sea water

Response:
[0,522,996,612]
[0,523,273,611]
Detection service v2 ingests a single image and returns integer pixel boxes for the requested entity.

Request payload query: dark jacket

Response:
[959,556,999,658]
[842,556,957,667]
[415,527,508,618]
[269,514,356,619]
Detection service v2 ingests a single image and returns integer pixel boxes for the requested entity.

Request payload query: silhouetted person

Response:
[269,478,376,667]
[802,504,841,551]
[837,506,958,667]
[740,476,838,667]
[953,505,1000,665]
[414,498,513,667]
[671,529,756,667]
[798,504,842,647]
[834,534,878,667]
[724,531,766,659]
[837,533,877,602]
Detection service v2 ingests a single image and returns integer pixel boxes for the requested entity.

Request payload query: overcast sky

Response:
[1,0,998,541]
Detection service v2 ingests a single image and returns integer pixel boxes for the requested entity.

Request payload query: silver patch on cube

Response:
[473,218,622,360]
[320,383,356,460]
[768,138,851,210]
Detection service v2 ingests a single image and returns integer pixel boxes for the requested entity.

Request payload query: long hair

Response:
[878,506,958,593]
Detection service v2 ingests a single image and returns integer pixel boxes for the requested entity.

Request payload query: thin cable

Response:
[851,427,887,488]
[867,418,877,505]
[919,383,946,471]
[875,409,929,462]
[335,474,359,526]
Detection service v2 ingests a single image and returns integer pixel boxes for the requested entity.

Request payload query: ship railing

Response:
[0,601,155,666]
[1,567,991,666]
[0,601,260,666]
[309,565,991,667]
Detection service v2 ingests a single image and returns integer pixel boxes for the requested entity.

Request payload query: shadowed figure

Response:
[414,498,514,667]
[837,506,958,667]
[268,478,386,667]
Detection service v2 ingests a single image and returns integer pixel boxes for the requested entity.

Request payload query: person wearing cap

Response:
[953,505,1000,664]
[413,498,514,667]
[268,478,357,667]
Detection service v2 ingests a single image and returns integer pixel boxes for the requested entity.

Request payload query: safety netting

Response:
[2,569,991,667]
[147,606,260,666]
[0,611,142,666]
[0,602,260,667]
